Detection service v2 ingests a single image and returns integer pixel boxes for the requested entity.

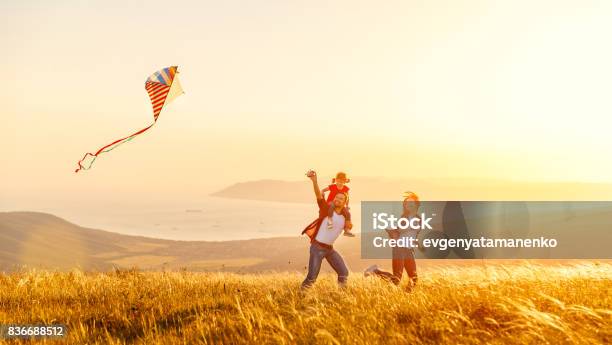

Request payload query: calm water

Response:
[6,197,360,241]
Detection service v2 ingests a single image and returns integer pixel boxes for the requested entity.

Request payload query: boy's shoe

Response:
[364,265,379,277]
[343,232,355,237]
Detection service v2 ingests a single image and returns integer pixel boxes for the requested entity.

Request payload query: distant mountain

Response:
[211,177,612,203]
[211,179,313,203]
[210,177,435,203]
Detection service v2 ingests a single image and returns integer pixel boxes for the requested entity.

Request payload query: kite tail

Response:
[74,123,155,173]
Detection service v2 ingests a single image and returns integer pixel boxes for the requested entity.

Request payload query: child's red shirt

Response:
[326,184,350,204]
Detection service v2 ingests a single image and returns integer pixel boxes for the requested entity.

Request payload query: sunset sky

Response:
[3,0,612,207]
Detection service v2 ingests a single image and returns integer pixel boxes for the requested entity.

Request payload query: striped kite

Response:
[75,66,184,172]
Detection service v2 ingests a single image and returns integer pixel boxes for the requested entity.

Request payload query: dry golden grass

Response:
[0,263,610,344]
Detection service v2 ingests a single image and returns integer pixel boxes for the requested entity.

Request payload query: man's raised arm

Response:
[306,170,323,201]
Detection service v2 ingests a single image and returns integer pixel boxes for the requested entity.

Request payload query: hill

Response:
[0,211,369,272]
[1,211,606,273]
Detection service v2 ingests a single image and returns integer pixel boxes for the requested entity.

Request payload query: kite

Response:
[74,66,184,172]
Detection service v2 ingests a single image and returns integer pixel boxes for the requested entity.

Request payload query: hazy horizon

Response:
[5,175,612,242]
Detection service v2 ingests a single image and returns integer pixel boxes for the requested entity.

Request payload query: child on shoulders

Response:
[321,172,354,237]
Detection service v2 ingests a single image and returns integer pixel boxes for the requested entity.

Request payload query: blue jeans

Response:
[301,242,349,288]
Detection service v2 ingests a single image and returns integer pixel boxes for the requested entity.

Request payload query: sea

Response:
[4,196,364,242]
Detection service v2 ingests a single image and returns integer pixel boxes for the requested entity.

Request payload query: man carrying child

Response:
[300,170,353,289]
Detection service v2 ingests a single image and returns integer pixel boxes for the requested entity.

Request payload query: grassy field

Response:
[0,263,610,344]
